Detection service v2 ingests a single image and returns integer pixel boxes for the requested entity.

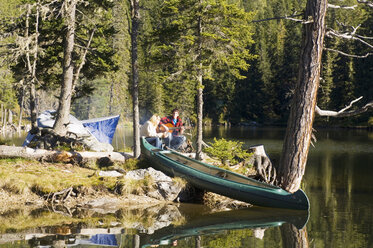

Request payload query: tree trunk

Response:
[277,0,328,192]
[53,0,77,136]
[8,110,13,124]
[131,0,141,158]
[30,82,38,130]
[24,3,39,131]
[195,7,204,161]
[109,81,114,115]
[18,84,25,132]
[87,96,91,119]
[195,80,203,160]
[3,108,7,129]
[1,104,3,126]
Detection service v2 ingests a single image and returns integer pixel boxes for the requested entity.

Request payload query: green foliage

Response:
[0,137,10,145]
[0,76,17,110]
[1,0,372,128]
[0,158,116,194]
[1,0,119,119]
[121,158,143,171]
[142,0,256,120]
[204,138,251,165]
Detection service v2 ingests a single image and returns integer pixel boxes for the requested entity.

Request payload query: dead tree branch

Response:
[328,4,357,9]
[316,97,373,117]
[251,12,314,24]
[324,47,373,58]
[325,24,373,57]
[326,27,373,49]
[357,0,373,8]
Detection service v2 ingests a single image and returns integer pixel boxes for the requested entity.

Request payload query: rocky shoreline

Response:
[0,159,251,216]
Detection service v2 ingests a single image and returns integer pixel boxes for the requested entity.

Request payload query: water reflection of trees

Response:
[139,207,309,248]
[0,204,310,248]
[281,224,309,248]
[305,149,373,248]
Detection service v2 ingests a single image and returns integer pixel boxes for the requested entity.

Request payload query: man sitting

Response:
[158,108,186,150]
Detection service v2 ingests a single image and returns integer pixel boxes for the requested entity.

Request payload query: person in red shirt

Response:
[159,108,186,150]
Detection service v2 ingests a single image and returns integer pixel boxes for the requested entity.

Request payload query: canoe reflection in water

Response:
[140,206,309,247]
[19,205,308,247]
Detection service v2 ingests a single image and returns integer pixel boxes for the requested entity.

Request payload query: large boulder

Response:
[125,167,183,202]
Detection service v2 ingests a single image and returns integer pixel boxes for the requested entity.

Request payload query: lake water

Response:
[1,127,372,247]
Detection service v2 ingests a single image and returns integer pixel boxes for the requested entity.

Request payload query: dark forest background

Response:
[1,0,372,127]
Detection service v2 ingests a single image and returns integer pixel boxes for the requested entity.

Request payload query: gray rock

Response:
[125,167,183,202]
[98,170,123,177]
[82,135,114,152]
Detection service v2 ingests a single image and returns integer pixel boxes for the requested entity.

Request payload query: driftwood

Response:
[248,145,276,184]
[45,186,74,205]
[0,145,132,164]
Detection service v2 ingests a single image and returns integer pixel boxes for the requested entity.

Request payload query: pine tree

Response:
[146,0,255,158]
[1,0,118,136]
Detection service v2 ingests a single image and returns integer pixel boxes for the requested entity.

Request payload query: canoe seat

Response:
[215,171,228,179]
[151,148,163,152]
[176,158,189,165]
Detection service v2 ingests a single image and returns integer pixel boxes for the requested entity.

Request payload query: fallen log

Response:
[0,145,133,163]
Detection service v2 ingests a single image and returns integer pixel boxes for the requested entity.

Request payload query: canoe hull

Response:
[141,138,309,210]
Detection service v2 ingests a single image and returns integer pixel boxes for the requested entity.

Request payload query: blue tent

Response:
[89,234,118,246]
[81,115,120,144]
[22,111,120,147]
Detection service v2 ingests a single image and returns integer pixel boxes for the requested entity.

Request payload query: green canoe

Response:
[140,137,309,210]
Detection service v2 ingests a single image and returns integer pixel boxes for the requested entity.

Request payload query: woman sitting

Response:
[140,114,169,149]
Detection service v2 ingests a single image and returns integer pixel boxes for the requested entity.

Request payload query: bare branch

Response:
[356,34,373,40]
[316,97,373,117]
[162,70,183,83]
[72,28,96,90]
[328,4,357,9]
[251,12,313,24]
[324,47,373,58]
[326,26,373,50]
[357,0,373,8]
[339,96,363,112]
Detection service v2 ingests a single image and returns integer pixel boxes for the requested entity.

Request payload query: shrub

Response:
[204,138,252,165]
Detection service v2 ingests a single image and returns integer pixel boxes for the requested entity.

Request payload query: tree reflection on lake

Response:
[0,204,309,247]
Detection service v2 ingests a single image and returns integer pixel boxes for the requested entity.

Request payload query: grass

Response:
[0,157,189,235]
[0,158,145,195]
[0,157,185,202]
[0,137,11,145]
